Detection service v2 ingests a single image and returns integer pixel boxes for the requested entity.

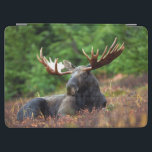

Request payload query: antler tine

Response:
[110,37,117,50]
[118,42,125,51]
[113,42,124,56]
[99,45,108,61]
[40,47,43,58]
[55,58,58,73]
[109,43,119,54]
[37,54,42,63]
[104,37,117,58]
[83,37,125,71]
[37,48,47,66]
[82,49,91,61]
[37,48,72,76]
[96,49,99,57]
[91,46,94,57]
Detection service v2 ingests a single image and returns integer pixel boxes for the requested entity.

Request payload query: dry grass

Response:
[5,74,148,128]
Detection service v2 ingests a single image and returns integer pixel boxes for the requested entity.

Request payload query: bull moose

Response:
[17,37,125,121]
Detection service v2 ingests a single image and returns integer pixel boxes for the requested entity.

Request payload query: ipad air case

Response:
[4,24,148,128]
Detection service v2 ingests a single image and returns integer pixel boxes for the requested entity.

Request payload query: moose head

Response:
[17,37,125,121]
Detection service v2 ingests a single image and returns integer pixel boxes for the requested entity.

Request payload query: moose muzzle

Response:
[66,83,79,96]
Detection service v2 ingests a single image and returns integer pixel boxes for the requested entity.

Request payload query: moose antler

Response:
[82,37,125,71]
[37,37,124,75]
[37,48,72,75]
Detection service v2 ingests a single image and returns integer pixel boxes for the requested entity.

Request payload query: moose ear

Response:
[63,60,75,70]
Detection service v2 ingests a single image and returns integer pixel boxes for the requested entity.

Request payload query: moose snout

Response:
[66,83,79,96]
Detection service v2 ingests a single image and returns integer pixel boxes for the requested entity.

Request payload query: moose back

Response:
[17,37,125,121]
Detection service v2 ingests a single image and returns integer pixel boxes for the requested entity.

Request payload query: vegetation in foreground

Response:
[5,73,148,128]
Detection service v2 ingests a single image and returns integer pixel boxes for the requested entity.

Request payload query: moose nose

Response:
[66,83,79,96]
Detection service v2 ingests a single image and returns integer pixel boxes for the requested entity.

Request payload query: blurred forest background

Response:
[4,24,148,101]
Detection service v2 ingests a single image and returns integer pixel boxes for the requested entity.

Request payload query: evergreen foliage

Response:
[4,24,148,100]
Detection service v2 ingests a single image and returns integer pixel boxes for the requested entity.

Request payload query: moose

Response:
[17,37,125,121]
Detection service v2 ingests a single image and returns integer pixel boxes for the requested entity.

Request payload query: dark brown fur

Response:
[17,66,107,121]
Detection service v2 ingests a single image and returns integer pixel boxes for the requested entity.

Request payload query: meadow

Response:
[4,24,148,128]
[5,73,148,128]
